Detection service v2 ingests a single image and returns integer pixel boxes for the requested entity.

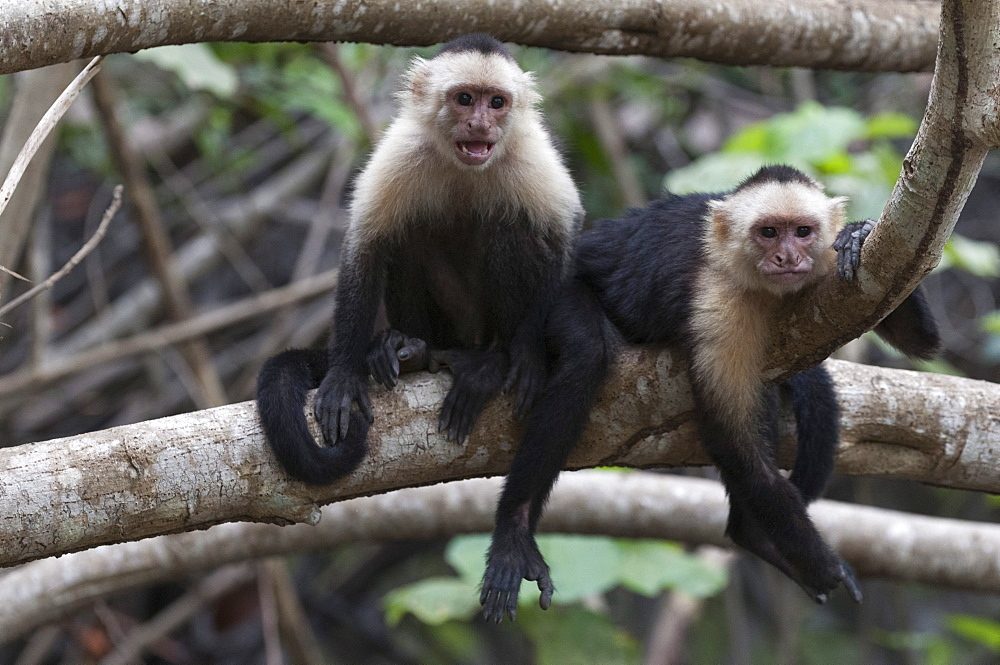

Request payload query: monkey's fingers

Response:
[840,562,863,603]
[438,385,461,439]
[527,566,554,611]
[358,389,374,425]
[480,567,521,623]
[337,394,353,442]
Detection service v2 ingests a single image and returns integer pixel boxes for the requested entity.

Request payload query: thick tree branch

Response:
[0,0,939,77]
[2,357,998,570]
[769,0,999,378]
[4,471,1000,642]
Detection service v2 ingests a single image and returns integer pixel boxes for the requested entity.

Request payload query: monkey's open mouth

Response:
[455,141,495,166]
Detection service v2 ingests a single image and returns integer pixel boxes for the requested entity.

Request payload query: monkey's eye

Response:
[490,96,505,109]
[760,227,777,238]
[796,226,812,238]
[456,92,474,106]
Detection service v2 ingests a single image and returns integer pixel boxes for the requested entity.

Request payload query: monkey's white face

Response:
[442,84,512,167]
[750,217,821,293]
[708,179,846,296]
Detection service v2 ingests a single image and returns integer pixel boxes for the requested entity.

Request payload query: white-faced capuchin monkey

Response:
[478,165,939,621]
[256,35,583,484]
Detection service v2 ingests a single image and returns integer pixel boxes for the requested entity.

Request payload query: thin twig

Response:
[0,56,103,218]
[0,186,122,319]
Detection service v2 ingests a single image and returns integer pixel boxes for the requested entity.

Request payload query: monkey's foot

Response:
[504,338,547,420]
[436,349,506,444]
[480,536,553,623]
[800,556,863,605]
[367,329,430,389]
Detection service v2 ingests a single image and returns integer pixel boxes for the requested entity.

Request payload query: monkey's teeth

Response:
[459,141,493,155]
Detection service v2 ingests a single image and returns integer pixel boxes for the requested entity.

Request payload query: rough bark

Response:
[4,471,1000,642]
[2,357,999,569]
[0,0,939,77]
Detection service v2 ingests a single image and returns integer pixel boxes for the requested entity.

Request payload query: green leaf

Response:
[537,535,622,602]
[980,311,1000,334]
[383,577,481,626]
[663,153,782,194]
[939,234,1000,277]
[617,541,729,598]
[865,112,919,139]
[444,534,491,584]
[134,44,239,98]
[948,615,1000,652]
[520,605,641,665]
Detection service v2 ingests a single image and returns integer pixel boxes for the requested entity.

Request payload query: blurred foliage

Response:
[664,101,916,220]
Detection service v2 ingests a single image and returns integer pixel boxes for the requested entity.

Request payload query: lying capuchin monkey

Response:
[477,165,939,621]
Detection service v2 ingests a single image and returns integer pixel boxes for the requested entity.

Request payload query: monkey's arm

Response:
[314,244,386,443]
[834,219,941,359]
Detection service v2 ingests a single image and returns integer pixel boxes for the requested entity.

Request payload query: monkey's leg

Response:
[480,286,614,622]
[693,385,861,603]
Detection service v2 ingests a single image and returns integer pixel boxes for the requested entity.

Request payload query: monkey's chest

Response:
[384,222,493,346]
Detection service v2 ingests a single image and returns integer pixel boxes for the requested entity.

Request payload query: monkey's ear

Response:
[707,199,730,242]
[828,195,849,227]
[403,57,432,100]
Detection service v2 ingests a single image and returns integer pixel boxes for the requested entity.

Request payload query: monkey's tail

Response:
[256,348,369,486]
[784,364,839,503]
[874,285,941,360]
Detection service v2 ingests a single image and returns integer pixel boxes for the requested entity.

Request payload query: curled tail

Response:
[256,348,369,485]
[784,364,840,503]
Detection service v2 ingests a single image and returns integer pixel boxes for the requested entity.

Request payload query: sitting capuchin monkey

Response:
[256,35,583,483]
[477,165,939,621]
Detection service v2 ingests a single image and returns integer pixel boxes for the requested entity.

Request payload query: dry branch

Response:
[4,471,1000,642]
[0,270,338,396]
[0,187,123,319]
[0,0,939,76]
[1,357,999,571]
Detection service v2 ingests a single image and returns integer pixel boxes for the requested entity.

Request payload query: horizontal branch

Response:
[4,471,999,642]
[0,269,338,396]
[2,356,999,569]
[0,0,940,76]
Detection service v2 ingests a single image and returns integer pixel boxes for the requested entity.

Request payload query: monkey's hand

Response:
[504,339,547,420]
[434,349,506,444]
[367,329,430,389]
[314,369,373,444]
[833,219,876,282]
[480,532,553,622]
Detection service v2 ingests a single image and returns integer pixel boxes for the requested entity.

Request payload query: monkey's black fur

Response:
[478,168,940,619]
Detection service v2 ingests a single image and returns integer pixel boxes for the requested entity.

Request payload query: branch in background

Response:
[0,187,123,318]
[0,0,940,76]
[90,71,227,409]
[0,57,102,217]
[0,63,81,298]
[1,358,999,569]
[0,269,338,396]
[4,471,1000,642]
